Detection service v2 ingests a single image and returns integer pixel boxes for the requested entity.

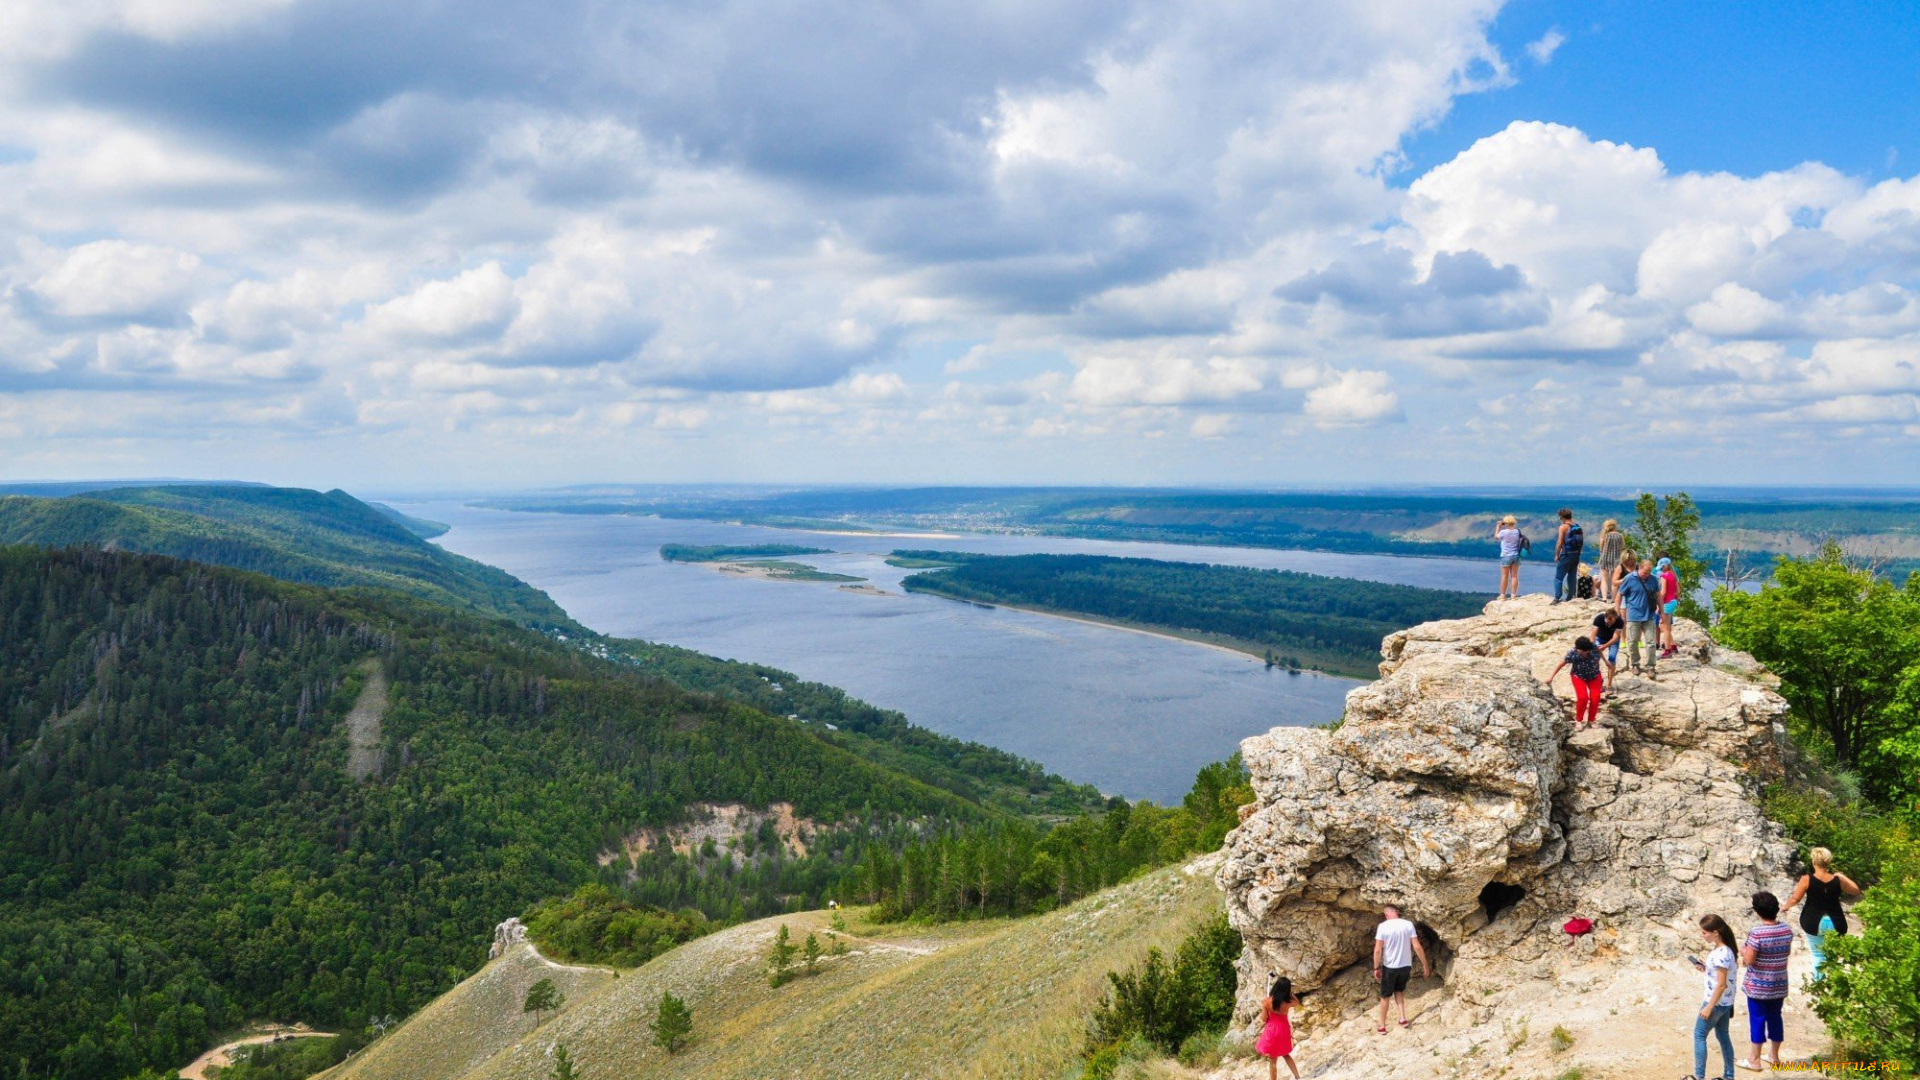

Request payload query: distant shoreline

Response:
[917,592,1366,682]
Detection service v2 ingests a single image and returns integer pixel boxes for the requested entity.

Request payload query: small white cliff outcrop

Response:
[1217,596,1808,1078]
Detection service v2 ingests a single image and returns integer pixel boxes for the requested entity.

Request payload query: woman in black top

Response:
[1781,846,1861,980]
[1591,610,1625,687]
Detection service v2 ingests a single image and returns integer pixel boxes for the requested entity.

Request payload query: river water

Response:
[403,503,1556,802]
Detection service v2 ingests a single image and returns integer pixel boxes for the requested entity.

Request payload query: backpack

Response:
[1563,521,1584,556]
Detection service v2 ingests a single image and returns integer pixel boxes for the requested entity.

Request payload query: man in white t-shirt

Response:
[1372,904,1432,1033]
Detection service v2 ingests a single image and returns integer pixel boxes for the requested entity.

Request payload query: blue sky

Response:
[0,0,1916,489]
[1406,0,1920,180]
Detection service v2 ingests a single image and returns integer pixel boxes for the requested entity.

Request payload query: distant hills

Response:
[0,484,575,631]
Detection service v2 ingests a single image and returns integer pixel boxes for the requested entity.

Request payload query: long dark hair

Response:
[1700,913,1736,951]
[1268,974,1293,1005]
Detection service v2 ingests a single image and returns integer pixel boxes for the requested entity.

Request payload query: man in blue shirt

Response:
[1617,560,1662,678]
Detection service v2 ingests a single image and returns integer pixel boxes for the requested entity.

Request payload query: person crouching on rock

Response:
[1256,974,1301,1080]
[1373,905,1430,1034]
[1591,608,1626,687]
[1548,636,1605,727]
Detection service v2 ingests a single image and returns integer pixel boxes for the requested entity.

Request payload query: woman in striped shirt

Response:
[1738,891,1794,1070]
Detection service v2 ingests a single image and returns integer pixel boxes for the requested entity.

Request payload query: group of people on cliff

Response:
[1501,509,1682,727]
[1690,852,1860,1078]
[1251,856,1857,1080]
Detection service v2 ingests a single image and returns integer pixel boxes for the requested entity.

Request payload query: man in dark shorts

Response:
[1372,904,1432,1033]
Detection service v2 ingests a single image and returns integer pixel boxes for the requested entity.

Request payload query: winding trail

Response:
[180,1027,333,1080]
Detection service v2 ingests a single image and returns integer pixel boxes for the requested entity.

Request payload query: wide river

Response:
[404,504,1555,802]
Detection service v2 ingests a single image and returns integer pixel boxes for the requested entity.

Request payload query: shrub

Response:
[1550,1025,1575,1054]
[1084,913,1241,1070]
[768,924,796,987]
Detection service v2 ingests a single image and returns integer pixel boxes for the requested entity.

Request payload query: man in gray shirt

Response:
[1617,562,1662,679]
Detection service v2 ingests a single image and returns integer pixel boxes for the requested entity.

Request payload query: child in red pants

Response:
[1548,636,1605,726]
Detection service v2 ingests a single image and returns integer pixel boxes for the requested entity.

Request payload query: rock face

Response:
[488,917,528,960]
[1218,597,1802,1074]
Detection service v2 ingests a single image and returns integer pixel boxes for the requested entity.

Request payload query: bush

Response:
[1084,914,1241,1070]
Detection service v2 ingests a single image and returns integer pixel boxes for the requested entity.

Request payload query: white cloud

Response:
[1302,369,1401,427]
[1524,29,1566,65]
[0,1,1917,482]
[24,239,203,322]
[367,263,520,344]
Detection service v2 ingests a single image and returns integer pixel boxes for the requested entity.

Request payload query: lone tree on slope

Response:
[524,978,564,1029]
[651,990,693,1054]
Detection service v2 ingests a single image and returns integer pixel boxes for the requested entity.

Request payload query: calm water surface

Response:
[405,504,1554,801]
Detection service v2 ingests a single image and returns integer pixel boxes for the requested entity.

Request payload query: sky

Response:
[1,0,1918,490]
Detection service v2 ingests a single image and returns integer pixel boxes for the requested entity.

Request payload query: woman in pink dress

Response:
[1256,974,1301,1080]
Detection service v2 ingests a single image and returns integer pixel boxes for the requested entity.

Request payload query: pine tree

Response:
[524,978,563,1028]
[651,990,693,1054]
[550,1043,580,1080]
[803,931,821,975]
[768,924,796,987]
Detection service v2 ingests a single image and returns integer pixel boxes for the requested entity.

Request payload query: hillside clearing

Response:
[322,857,1225,1080]
[342,658,388,781]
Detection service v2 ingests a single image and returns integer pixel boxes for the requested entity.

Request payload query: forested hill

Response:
[0,485,575,631]
[898,552,1484,678]
[0,547,986,1080]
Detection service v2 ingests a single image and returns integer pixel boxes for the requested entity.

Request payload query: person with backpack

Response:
[1552,509,1584,604]
[1494,515,1523,600]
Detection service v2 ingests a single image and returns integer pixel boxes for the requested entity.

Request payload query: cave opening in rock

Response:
[1478,880,1527,922]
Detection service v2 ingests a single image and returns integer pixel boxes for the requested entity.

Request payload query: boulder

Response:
[1219,595,1797,1072]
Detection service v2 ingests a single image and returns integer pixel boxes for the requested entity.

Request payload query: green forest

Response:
[0,486,576,631]
[897,552,1483,677]
[0,546,997,1080]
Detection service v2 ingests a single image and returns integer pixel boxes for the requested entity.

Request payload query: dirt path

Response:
[344,657,388,781]
[181,1027,333,1079]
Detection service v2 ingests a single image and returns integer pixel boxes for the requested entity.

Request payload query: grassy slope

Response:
[324,858,1223,1080]
[0,485,576,630]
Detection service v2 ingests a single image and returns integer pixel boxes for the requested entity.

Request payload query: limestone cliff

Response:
[1217,596,1814,1078]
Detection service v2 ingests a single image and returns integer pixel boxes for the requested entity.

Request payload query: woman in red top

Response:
[1656,555,1681,657]
[1256,974,1301,1080]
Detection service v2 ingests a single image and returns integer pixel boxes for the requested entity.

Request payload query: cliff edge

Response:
[1218,596,1817,1078]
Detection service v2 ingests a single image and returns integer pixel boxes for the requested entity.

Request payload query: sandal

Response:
[1377,1026,1387,1035]
[1398,1019,1410,1028]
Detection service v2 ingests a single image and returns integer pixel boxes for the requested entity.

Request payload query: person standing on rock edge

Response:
[1495,515,1523,599]
[1657,555,1682,657]
[1551,509,1584,604]
[1738,891,1793,1071]
[1372,905,1431,1034]
[1617,561,1663,680]
[1691,914,1740,1080]
[1595,519,1625,602]
[1256,974,1301,1080]
[1780,847,1860,980]
[1546,636,1605,726]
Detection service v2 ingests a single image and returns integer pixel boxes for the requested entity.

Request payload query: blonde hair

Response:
[1500,514,1517,526]
[1811,847,1833,872]
[1602,519,1619,534]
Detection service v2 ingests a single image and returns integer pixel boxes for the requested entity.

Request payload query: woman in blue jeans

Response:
[1692,914,1739,1080]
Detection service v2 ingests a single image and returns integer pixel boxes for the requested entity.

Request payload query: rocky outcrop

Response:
[1218,597,1804,1075]
[489,917,528,960]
